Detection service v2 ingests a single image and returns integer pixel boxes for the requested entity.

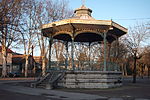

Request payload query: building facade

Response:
[0,46,13,75]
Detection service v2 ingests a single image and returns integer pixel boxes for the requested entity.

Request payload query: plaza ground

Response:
[0,76,150,100]
[60,77,150,99]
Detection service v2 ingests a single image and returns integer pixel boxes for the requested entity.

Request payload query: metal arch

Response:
[51,23,73,39]
[73,41,100,47]
[52,31,72,39]
[74,30,103,38]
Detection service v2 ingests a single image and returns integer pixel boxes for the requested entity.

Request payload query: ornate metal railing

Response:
[31,72,50,88]
[48,61,120,71]
[31,70,65,89]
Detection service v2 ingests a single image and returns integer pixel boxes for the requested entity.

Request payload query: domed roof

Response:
[73,5,94,20]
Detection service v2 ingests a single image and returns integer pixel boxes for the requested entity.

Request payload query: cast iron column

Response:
[48,35,53,70]
[71,37,75,70]
[89,43,91,70]
[103,32,107,71]
[65,42,68,70]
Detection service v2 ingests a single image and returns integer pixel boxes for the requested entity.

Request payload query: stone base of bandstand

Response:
[57,71,122,89]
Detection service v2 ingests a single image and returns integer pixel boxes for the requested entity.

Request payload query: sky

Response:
[13,0,150,55]
[68,0,150,28]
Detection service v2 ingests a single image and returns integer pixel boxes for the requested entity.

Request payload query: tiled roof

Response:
[0,46,13,53]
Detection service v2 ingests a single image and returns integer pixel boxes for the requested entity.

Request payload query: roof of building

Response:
[33,56,48,65]
[12,54,34,64]
[12,54,26,64]
[73,5,94,20]
[42,5,127,43]
[0,46,14,53]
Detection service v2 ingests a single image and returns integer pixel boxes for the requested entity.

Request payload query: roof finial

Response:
[82,0,85,5]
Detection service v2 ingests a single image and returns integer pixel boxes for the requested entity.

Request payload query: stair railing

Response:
[31,72,50,88]
[48,71,65,88]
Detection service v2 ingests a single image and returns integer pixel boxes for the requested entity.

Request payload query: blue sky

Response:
[68,0,150,28]
[13,0,150,55]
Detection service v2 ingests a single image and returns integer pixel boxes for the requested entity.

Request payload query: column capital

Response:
[71,36,75,41]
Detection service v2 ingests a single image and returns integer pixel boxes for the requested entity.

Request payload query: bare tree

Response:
[18,0,38,77]
[110,39,129,75]
[53,41,65,61]
[34,0,73,76]
[141,46,150,78]
[123,23,150,83]
[0,0,26,77]
[75,43,89,70]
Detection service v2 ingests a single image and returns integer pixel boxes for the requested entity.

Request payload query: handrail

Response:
[31,72,50,88]
[37,73,50,84]
[36,72,42,81]
[31,70,66,88]
[49,71,65,86]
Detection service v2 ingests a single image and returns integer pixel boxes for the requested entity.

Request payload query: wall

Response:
[58,71,122,88]
[0,52,12,74]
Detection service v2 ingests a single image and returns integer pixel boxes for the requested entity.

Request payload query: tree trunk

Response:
[148,66,150,78]
[25,55,29,77]
[42,56,46,76]
[2,45,7,77]
[124,64,128,76]
[122,63,127,76]
[141,64,144,79]
[133,54,137,83]
[123,64,128,76]
[21,65,24,74]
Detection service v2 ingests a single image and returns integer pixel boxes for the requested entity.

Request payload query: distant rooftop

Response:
[0,46,13,53]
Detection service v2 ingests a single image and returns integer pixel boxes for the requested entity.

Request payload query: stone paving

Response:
[0,84,107,100]
[0,77,150,100]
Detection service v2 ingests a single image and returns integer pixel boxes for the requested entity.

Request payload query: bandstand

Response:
[40,5,127,89]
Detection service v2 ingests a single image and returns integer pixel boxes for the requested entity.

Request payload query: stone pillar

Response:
[71,37,75,70]
[103,32,107,71]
